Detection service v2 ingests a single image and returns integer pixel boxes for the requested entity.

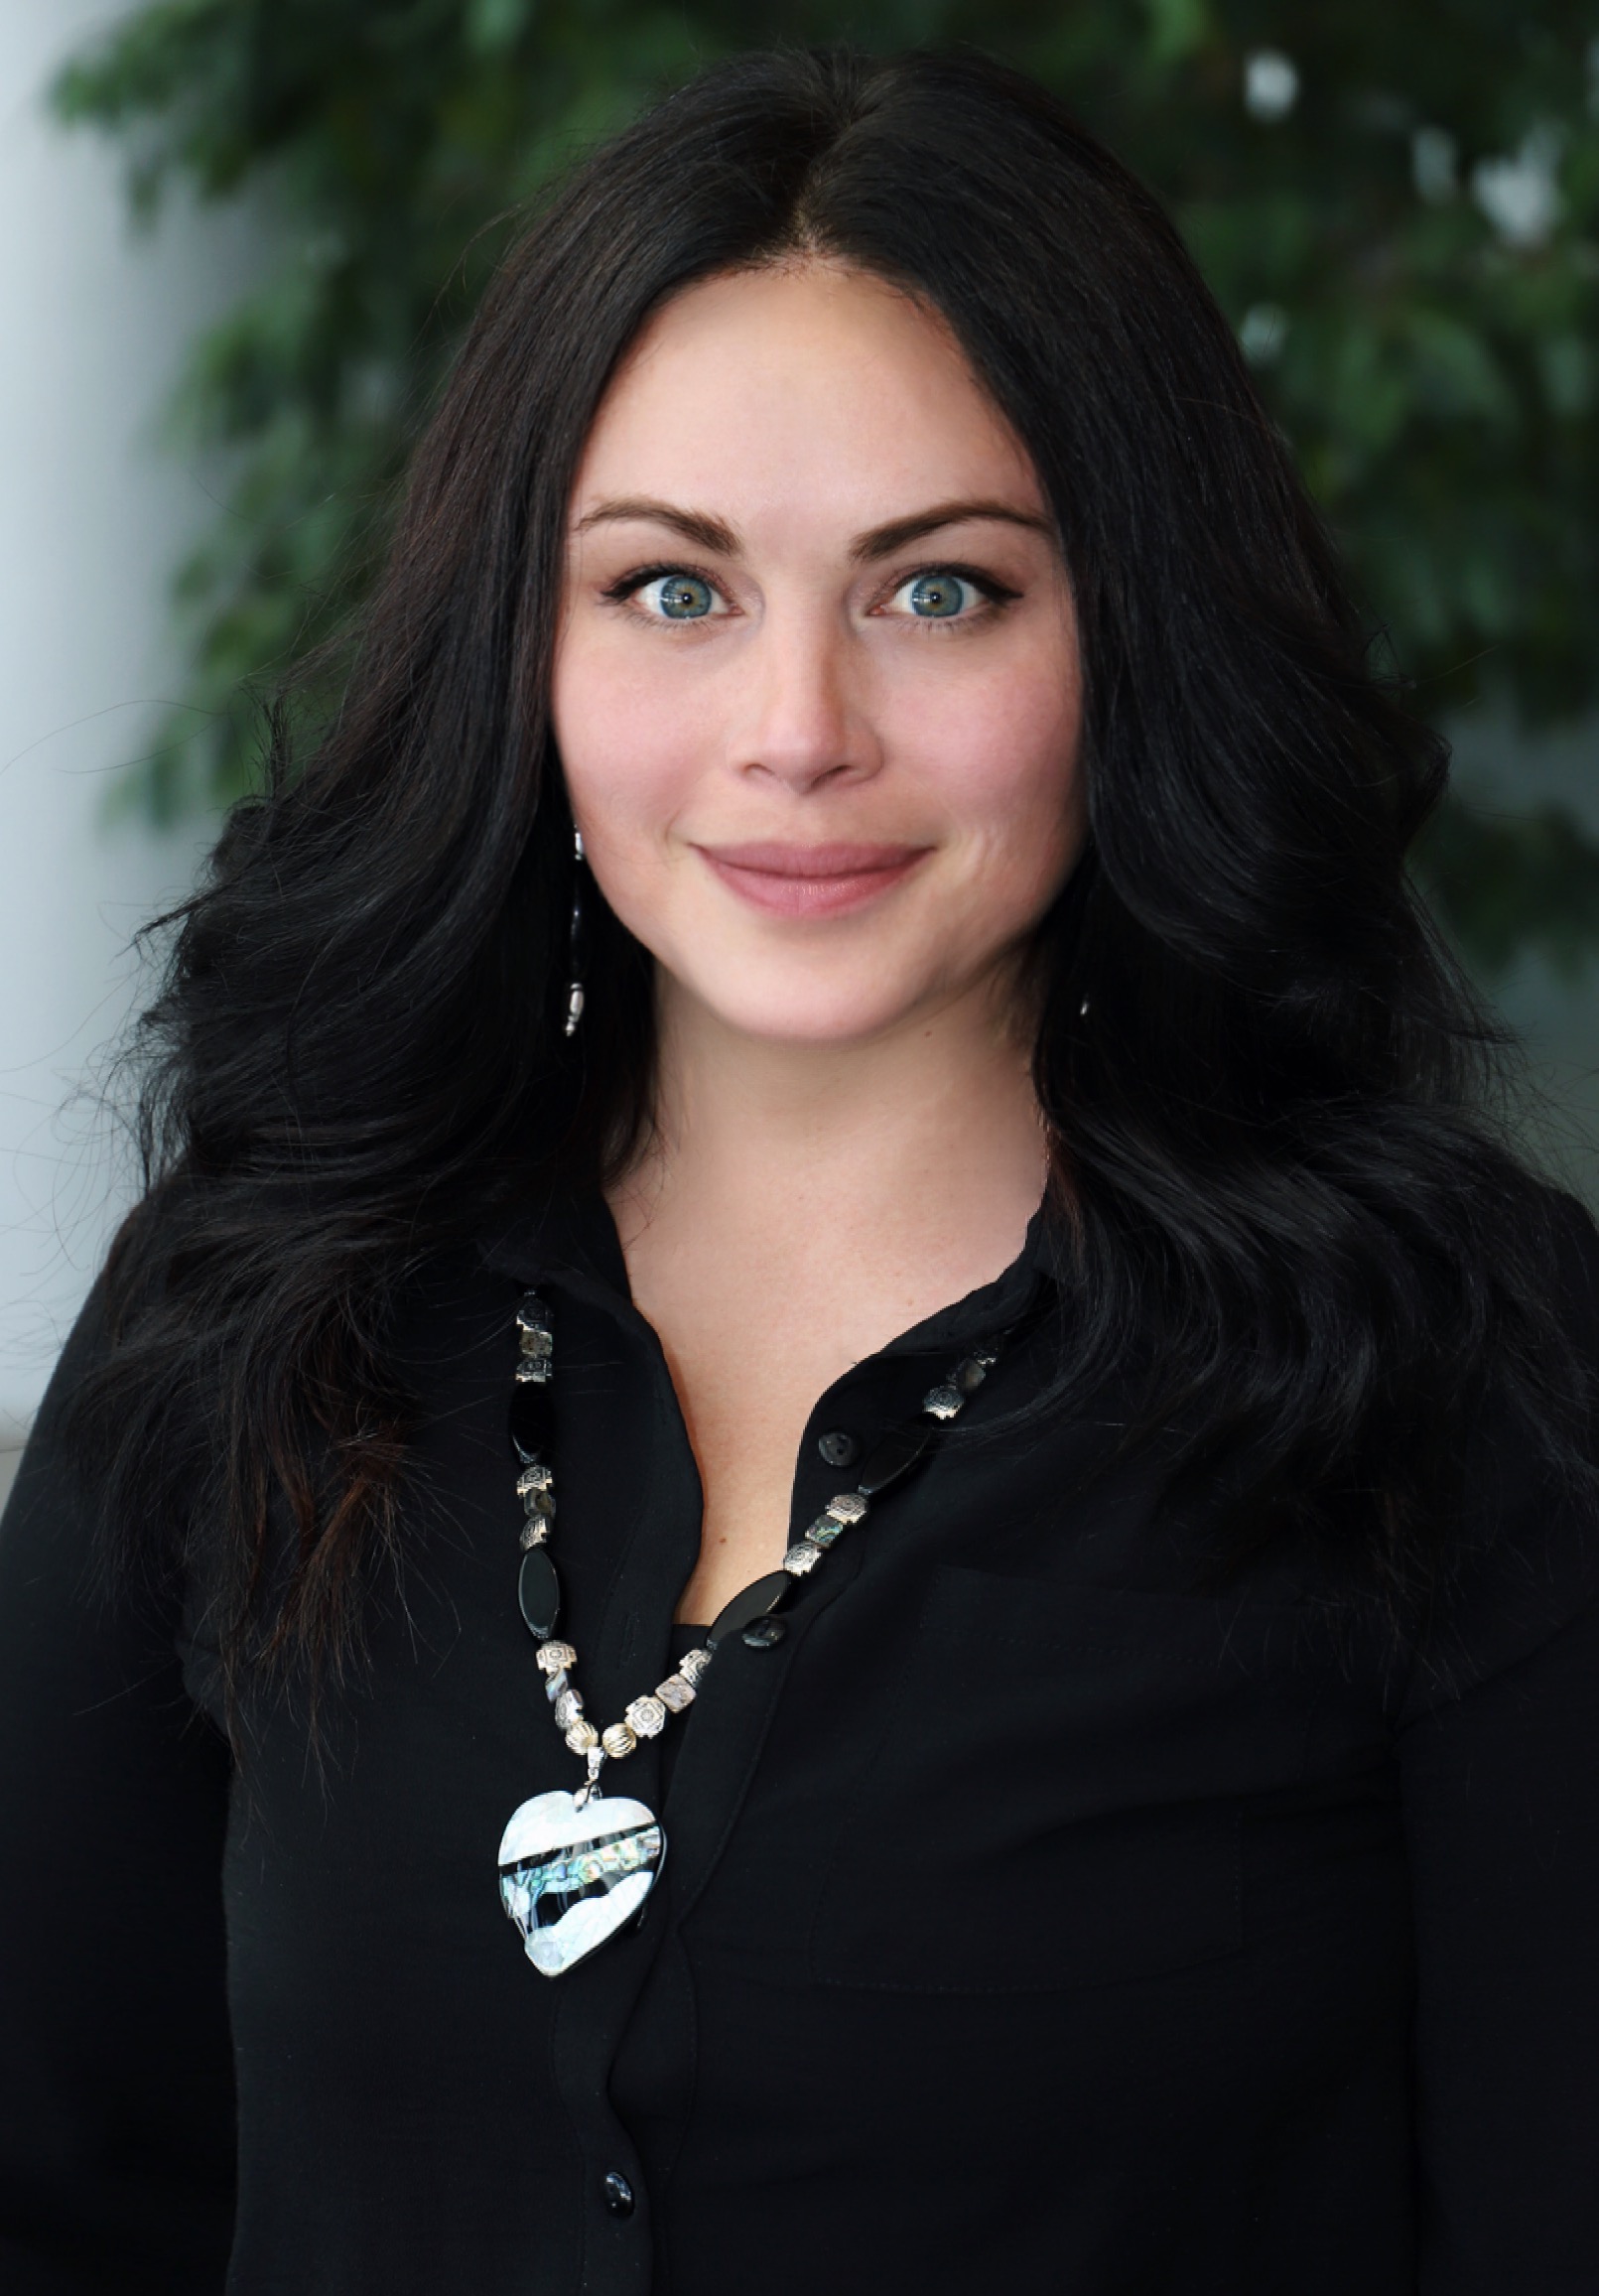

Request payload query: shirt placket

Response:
[530,1323,920,2288]
[495,1220,1047,2293]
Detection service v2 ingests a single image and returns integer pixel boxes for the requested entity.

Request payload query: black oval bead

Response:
[509,1376,554,1463]
[854,1420,933,1496]
[707,1570,790,1650]
[517,1546,561,1639]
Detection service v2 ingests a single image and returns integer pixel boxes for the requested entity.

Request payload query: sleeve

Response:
[0,1289,236,2294]
[1399,1195,1599,2293]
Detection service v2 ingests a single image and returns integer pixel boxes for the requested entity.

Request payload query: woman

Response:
[2,42,1596,2295]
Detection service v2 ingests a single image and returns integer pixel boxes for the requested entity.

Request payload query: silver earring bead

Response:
[564,827,587,1038]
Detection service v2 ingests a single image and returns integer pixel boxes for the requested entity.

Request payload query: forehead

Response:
[568,260,1042,533]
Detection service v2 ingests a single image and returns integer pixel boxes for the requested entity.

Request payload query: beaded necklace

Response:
[495,1288,1005,1976]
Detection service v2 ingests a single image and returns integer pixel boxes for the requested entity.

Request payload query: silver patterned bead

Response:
[536,1641,577,1675]
[553,1688,584,1729]
[624,1695,667,1739]
[678,1647,713,1686]
[600,1721,638,1760]
[921,1382,963,1420]
[514,1356,552,1385]
[655,1673,696,1712]
[823,1492,868,1526]
[782,1539,825,1576]
[805,1487,869,1549]
[519,1518,550,1550]
[564,1716,599,1754]
[517,1462,554,1498]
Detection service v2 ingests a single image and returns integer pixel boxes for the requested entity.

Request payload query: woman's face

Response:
[552,259,1085,1051]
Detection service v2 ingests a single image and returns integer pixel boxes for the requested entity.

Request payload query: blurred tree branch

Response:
[51,0,1599,974]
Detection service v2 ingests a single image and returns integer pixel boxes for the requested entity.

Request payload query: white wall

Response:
[0,1,261,1472]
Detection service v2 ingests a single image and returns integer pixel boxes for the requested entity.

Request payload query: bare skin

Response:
[551,259,1086,1624]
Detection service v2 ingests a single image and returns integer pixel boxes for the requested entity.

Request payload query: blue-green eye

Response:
[901,570,979,619]
[641,572,716,620]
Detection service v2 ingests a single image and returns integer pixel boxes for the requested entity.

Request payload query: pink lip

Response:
[696,841,929,918]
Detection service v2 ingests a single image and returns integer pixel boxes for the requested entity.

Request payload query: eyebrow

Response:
[572,495,1055,562]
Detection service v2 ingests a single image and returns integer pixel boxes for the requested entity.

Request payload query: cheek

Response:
[551,626,699,847]
[893,649,1084,878]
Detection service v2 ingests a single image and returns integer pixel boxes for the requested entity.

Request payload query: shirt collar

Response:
[477,1183,1065,1359]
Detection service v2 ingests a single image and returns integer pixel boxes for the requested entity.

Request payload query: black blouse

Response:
[3,1187,1599,2295]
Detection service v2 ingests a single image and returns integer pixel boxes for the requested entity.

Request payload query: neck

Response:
[609,971,1050,1291]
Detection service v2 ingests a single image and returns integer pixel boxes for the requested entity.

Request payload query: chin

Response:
[686,978,929,1049]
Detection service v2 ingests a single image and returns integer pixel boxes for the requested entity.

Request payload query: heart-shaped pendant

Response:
[497,1789,665,1977]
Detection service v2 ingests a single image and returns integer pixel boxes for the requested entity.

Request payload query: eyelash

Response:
[599,560,1020,627]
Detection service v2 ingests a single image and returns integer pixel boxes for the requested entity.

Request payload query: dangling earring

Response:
[564,828,587,1038]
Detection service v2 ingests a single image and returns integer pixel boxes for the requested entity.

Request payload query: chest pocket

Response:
[807,1563,1317,1994]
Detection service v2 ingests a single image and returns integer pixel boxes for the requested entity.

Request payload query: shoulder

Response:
[1399,1182,1599,1719]
[0,1273,187,1682]
[6,1271,117,1507]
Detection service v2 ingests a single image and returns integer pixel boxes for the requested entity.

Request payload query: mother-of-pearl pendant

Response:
[497,1789,665,1977]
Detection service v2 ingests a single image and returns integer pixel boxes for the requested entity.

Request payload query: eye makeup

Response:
[597,558,1023,629]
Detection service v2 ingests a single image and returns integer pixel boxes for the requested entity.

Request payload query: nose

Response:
[732,608,882,794]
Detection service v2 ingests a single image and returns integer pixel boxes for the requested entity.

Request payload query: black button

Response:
[817,1428,859,1468]
[602,2170,635,2218]
[741,1617,787,1650]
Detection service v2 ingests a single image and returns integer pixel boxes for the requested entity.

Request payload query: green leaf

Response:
[466,0,533,57]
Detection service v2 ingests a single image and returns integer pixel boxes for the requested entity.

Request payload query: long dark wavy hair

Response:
[73,43,1595,1705]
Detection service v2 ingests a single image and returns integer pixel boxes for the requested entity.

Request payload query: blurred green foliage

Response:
[51,0,1599,973]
